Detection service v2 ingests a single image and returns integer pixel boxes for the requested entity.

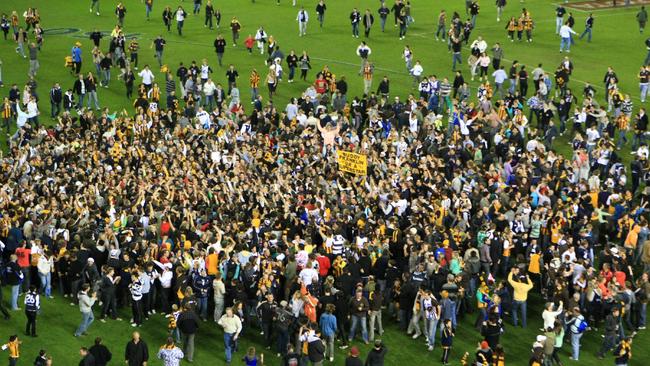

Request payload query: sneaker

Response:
[96,12,100,16]
[151,310,156,314]
[428,345,433,351]
[116,318,123,321]
[100,318,106,323]
[329,357,334,362]
[412,333,420,339]
[639,326,646,330]
[339,345,349,350]
[131,323,137,327]
[89,8,92,12]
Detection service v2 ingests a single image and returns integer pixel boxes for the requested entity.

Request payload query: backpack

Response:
[576,318,588,333]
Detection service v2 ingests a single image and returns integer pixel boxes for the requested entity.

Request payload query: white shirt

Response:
[176,9,186,22]
[299,267,318,286]
[411,64,424,76]
[286,103,298,120]
[138,69,154,85]
[559,25,577,38]
[297,10,309,22]
[492,69,507,83]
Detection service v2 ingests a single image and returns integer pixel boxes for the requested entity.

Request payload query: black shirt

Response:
[214,38,226,53]
[124,339,149,366]
[89,344,112,366]
[154,38,166,51]
[226,69,239,82]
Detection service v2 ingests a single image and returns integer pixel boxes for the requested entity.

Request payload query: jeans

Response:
[193,3,201,13]
[87,90,100,109]
[101,69,110,86]
[352,23,359,37]
[177,20,184,35]
[11,285,20,310]
[556,17,563,33]
[196,296,208,319]
[560,37,571,52]
[580,27,592,42]
[155,50,163,66]
[349,314,368,342]
[90,0,100,12]
[224,332,235,363]
[38,272,51,297]
[75,311,95,336]
[146,4,152,18]
[641,83,649,102]
[571,332,582,359]
[380,17,386,32]
[369,310,383,340]
[288,66,296,81]
[425,318,439,348]
[250,88,258,102]
[51,101,61,118]
[318,13,325,27]
[452,52,462,70]
[512,300,527,327]
[182,332,195,361]
[436,24,446,39]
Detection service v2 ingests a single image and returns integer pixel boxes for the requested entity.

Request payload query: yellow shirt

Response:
[508,272,533,302]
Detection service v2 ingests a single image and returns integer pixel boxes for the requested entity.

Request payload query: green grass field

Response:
[1,0,650,365]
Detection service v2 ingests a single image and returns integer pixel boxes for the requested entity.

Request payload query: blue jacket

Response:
[319,312,337,337]
[72,46,82,62]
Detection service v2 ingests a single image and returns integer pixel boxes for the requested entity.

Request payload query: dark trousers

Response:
[262,322,273,348]
[25,310,37,335]
[276,327,289,355]
[130,53,138,68]
[50,102,61,118]
[160,287,171,314]
[101,292,118,319]
[205,15,213,28]
[74,61,82,74]
[0,289,10,319]
[132,299,144,325]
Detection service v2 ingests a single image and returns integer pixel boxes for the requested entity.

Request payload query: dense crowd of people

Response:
[0,1,650,366]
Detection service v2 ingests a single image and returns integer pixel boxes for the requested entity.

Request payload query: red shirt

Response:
[16,248,31,268]
[316,255,331,277]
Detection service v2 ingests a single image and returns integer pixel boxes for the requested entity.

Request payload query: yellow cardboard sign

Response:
[337,151,367,175]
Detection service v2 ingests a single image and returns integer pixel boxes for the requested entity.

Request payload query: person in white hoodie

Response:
[296,7,309,36]
[74,283,97,337]
[202,79,217,111]
[36,251,54,298]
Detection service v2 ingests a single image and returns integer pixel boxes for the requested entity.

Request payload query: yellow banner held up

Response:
[337,151,367,176]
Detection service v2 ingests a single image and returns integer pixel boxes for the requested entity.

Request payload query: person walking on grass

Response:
[297,6,309,37]
[115,3,127,27]
[316,0,326,28]
[175,6,187,36]
[579,13,594,42]
[567,307,586,361]
[2,335,21,366]
[74,283,97,337]
[204,0,215,29]
[157,337,184,366]
[559,22,577,53]
[230,17,241,46]
[152,36,166,67]
[350,8,361,38]
[218,307,242,366]
[89,337,112,366]
[24,285,39,337]
[125,331,149,366]
[90,0,100,16]
[363,9,374,38]
[638,6,648,33]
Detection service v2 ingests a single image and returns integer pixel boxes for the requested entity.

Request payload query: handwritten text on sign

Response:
[338,151,367,176]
